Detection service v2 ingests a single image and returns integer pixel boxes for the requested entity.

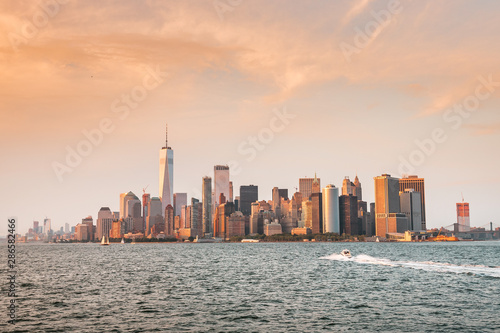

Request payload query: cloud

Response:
[463,123,500,136]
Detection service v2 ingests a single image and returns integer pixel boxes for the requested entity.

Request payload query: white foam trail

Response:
[320,253,500,278]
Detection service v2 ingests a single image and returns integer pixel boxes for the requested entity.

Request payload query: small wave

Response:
[320,253,500,278]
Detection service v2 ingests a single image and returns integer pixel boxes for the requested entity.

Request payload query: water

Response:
[2,241,500,332]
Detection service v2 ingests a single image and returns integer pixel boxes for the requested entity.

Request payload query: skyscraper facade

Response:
[299,176,321,200]
[97,207,114,240]
[339,195,360,235]
[202,177,212,235]
[311,192,323,234]
[374,174,408,237]
[214,165,230,213]
[400,190,422,232]
[399,175,426,230]
[240,185,258,216]
[457,201,470,232]
[159,124,174,215]
[322,185,340,234]
[173,193,187,217]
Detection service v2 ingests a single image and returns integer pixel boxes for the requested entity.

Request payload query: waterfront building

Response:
[202,177,212,235]
[311,192,323,234]
[43,218,52,235]
[146,197,162,236]
[339,195,359,235]
[301,199,313,229]
[142,193,150,232]
[119,191,136,220]
[264,220,283,236]
[75,223,89,241]
[82,216,94,241]
[374,174,409,237]
[322,185,340,234]
[399,175,426,230]
[457,199,471,232]
[159,124,174,214]
[214,165,230,216]
[226,212,246,238]
[165,204,174,236]
[240,185,258,216]
[97,207,114,240]
[400,190,423,232]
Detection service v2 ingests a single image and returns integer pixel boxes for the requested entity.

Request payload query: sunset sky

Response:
[2,0,500,235]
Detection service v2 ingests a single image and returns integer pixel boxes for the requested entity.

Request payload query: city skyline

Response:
[2,1,500,236]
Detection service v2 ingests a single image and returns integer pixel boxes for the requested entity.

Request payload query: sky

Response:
[1,0,500,235]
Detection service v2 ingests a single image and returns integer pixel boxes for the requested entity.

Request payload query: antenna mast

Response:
[165,123,168,148]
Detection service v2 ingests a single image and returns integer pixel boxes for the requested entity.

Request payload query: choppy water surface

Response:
[2,241,500,332]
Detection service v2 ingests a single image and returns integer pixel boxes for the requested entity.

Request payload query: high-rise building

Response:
[146,197,162,236]
[97,207,114,240]
[457,199,470,232]
[159,124,174,215]
[64,223,70,234]
[311,192,323,234]
[399,175,426,230]
[191,198,203,237]
[75,223,89,241]
[299,175,321,200]
[202,177,212,235]
[33,221,39,234]
[226,212,246,238]
[400,190,422,232]
[165,204,174,236]
[229,181,234,203]
[82,216,94,241]
[142,193,150,232]
[43,218,52,235]
[353,175,362,201]
[240,185,258,216]
[173,193,187,217]
[342,177,354,196]
[272,187,280,212]
[125,195,142,233]
[374,174,408,237]
[278,189,289,201]
[322,185,340,234]
[339,195,359,235]
[120,191,137,219]
[214,165,230,214]
[301,199,312,229]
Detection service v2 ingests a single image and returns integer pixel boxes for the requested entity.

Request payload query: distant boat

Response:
[427,234,459,242]
[121,238,125,244]
[101,235,110,246]
[241,239,260,243]
[375,237,380,243]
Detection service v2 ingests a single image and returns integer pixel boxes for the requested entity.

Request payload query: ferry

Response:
[427,234,459,242]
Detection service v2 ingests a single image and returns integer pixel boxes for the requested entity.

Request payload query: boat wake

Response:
[319,253,500,278]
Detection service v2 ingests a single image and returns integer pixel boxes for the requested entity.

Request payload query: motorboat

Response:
[340,249,352,258]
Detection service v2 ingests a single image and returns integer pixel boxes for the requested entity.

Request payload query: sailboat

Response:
[121,238,125,244]
[101,235,110,246]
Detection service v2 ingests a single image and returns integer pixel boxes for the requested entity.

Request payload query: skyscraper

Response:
[353,175,362,201]
[213,165,230,214]
[142,193,150,232]
[97,207,114,240]
[322,185,340,234]
[342,177,354,196]
[159,124,174,215]
[146,197,162,236]
[399,175,426,230]
[311,192,323,234]
[374,174,408,237]
[43,218,51,235]
[202,177,212,235]
[400,190,422,232]
[299,175,321,200]
[339,195,359,235]
[457,198,470,232]
[240,185,258,216]
[272,187,280,212]
[120,191,137,220]
[173,193,187,217]
[165,204,174,236]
